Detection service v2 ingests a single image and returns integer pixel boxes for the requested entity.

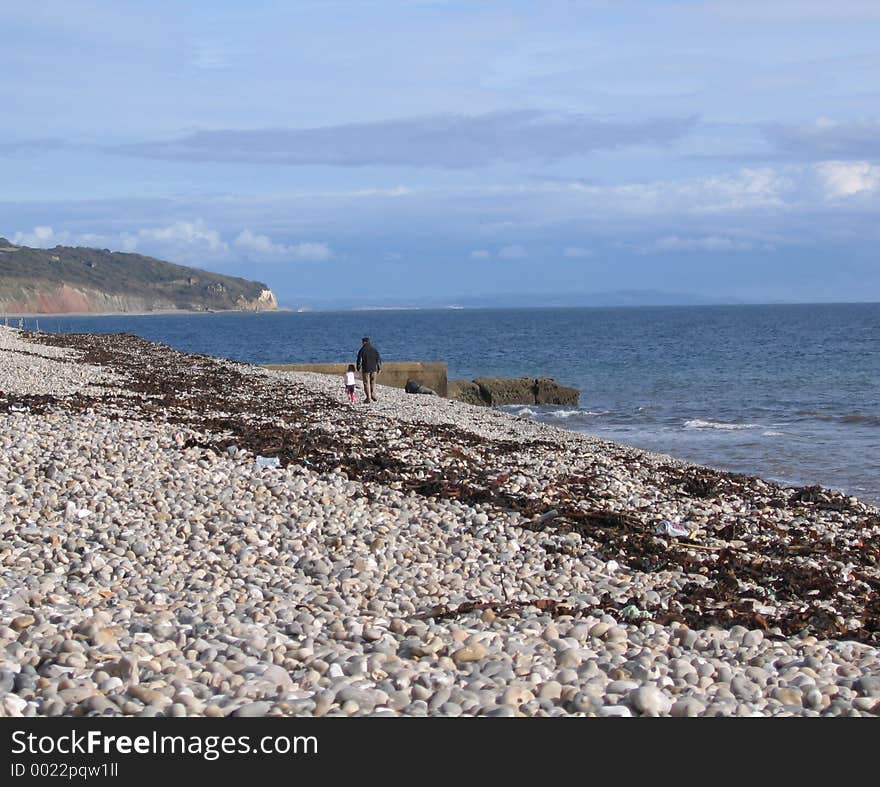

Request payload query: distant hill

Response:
[0,238,277,314]
[283,289,745,311]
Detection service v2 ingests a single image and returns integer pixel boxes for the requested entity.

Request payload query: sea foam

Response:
[684,419,761,431]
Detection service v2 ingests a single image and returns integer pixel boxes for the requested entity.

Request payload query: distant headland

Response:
[0,238,278,315]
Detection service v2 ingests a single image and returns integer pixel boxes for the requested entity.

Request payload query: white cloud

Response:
[130,220,228,253]
[469,249,491,259]
[563,246,593,258]
[234,229,332,261]
[110,220,232,265]
[673,168,793,213]
[12,225,72,247]
[11,225,119,249]
[815,161,880,199]
[288,242,332,261]
[233,229,280,256]
[654,235,754,252]
[521,166,795,216]
[11,221,331,266]
[498,244,527,259]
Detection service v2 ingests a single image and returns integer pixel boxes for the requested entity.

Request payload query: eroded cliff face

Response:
[236,289,278,312]
[0,283,279,314]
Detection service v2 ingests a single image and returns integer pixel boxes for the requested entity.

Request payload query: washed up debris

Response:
[1,392,72,415]
[530,508,559,528]
[416,597,579,621]
[27,329,880,647]
[655,520,691,538]
[255,455,280,469]
[62,502,92,521]
[620,604,652,621]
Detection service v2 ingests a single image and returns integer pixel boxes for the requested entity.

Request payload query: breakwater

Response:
[262,362,579,407]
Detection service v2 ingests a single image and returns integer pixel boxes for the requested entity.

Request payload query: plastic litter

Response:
[655,520,691,538]
[620,604,652,621]
[255,455,280,468]
[531,508,559,527]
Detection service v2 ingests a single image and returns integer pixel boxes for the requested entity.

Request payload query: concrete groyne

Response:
[260,362,580,407]
[262,361,449,397]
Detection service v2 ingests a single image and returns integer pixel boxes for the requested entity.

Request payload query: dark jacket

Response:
[356,343,382,373]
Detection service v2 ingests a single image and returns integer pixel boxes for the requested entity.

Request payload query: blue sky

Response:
[2,0,880,306]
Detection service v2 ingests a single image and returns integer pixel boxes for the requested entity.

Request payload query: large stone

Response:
[0,670,15,695]
[854,676,880,696]
[460,376,580,407]
[446,379,485,405]
[474,377,539,406]
[671,698,706,717]
[627,686,673,716]
[533,377,580,406]
[59,686,98,704]
[451,644,487,666]
[11,615,35,631]
[232,701,274,717]
[404,378,438,396]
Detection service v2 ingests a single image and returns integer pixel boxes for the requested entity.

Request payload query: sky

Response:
[2,0,880,307]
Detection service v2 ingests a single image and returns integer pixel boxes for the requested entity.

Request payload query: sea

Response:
[19,303,880,505]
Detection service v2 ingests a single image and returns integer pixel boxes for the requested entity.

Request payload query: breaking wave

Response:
[684,419,762,431]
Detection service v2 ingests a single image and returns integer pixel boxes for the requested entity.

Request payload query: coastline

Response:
[1,307,290,319]
[1,325,879,717]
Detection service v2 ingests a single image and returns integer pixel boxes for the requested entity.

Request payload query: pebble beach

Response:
[1,325,879,718]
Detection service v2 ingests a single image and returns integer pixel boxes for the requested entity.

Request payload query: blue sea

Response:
[23,303,880,504]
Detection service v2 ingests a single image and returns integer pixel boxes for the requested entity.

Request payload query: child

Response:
[344,364,357,404]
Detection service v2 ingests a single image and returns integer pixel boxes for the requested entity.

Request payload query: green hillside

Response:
[0,238,276,312]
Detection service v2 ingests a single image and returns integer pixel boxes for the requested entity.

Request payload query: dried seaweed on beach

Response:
[25,329,880,647]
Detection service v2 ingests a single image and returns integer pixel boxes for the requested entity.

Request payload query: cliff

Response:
[0,238,278,314]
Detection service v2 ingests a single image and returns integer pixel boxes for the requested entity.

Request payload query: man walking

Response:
[356,336,382,402]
